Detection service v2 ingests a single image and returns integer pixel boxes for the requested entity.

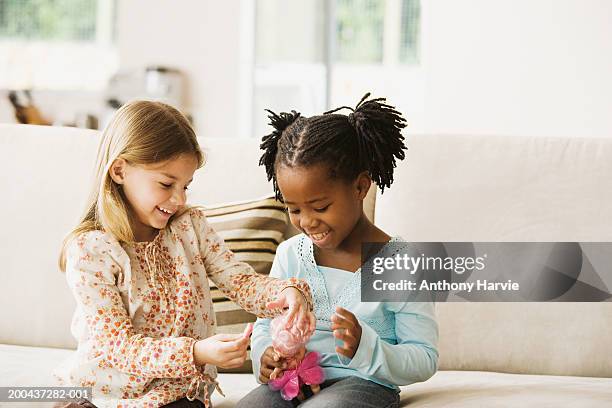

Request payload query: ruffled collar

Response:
[298,234,403,328]
[125,229,165,284]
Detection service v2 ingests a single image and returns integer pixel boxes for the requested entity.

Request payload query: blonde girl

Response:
[54,100,314,408]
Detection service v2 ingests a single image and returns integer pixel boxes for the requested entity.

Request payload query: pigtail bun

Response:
[348,93,407,192]
[259,109,301,200]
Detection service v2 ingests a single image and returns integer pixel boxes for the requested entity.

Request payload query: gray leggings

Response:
[236,376,400,408]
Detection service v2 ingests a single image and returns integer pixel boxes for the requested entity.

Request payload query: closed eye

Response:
[314,205,330,213]
[161,182,190,191]
[287,208,300,215]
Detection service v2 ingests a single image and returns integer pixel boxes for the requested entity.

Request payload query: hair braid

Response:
[259,93,407,199]
[259,109,301,200]
[350,93,407,192]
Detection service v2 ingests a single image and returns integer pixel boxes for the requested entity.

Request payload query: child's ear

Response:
[109,158,128,185]
[355,171,371,201]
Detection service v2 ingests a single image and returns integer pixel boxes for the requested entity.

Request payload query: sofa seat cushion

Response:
[2,344,610,407]
[400,370,612,407]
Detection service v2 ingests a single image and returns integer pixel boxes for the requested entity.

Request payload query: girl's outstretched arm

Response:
[192,208,313,319]
[249,249,289,383]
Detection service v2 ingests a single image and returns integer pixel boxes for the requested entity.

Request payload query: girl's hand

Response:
[266,287,315,334]
[331,306,362,359]
[194,323,252,368]
[259,346,286,384]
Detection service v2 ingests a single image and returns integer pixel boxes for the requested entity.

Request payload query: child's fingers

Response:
[260,358,275,371]
[224,349,248,363]
[225,355,247,368]
[335,306,357,324]
[259,366,273,383]
[295,312,309,336]
[260,364,276,378]
[265,348,280,362]
[330,318,351,331]
[261,353,276,367]
[294,310,304,328]
[266,351,280,363]
[242,323,254,338]
[335,345,353,358]
[333,328,357,345]
[225,341,250,358]
[298,309,315,336]
[237,333,251,347]
[262,352,285,369]
[261,347,282,367]
[270,367,284,380]
[213,332,246,342]
[284,303,301,328]
[220,336,250,353]
[229,336,250,350]
[331,312,351,325]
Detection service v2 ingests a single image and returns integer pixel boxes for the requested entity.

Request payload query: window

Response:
[251,0,422,138]
[0,0,117,90]
[335,0,384,63]
[399,0,420,64]
[0,0,101,41]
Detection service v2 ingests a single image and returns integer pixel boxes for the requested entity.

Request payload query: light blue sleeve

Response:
[250,242,290,383]
[340,301,439,385]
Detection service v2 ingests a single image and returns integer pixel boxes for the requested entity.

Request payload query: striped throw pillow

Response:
[203,196,288,373]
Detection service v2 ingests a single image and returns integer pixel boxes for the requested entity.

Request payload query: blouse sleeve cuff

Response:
[279,278,314,312]
[187,337,201,375]
[338,319,377,371]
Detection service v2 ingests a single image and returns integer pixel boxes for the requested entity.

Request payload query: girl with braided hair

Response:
[238,94,439,407]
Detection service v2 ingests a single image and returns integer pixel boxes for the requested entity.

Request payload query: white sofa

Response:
[1,124,611,407]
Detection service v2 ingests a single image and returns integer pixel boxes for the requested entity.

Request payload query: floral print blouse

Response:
[53,208,312,408]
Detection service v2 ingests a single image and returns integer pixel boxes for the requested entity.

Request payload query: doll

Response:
[268,312,324,401]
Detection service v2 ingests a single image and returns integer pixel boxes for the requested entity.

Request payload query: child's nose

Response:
[170,189,187,206]
[300,214,319,230]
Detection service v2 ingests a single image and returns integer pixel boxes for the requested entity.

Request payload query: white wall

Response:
[422,0,612,138]
[116,0,249,138]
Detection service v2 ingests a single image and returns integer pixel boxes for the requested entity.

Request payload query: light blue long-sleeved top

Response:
[251,234,439,390]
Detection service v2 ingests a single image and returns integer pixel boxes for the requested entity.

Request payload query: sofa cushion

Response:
[2,344,610,408]
[375,134,612,377]
[398,370,612,408]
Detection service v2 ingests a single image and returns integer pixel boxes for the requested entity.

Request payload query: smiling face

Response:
[276,163,370,250]
[109,153,199,242]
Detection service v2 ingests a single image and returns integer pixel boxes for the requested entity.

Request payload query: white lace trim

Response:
[297,234,406,337]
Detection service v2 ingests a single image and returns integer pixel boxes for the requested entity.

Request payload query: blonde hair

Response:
[59,100,204,271]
